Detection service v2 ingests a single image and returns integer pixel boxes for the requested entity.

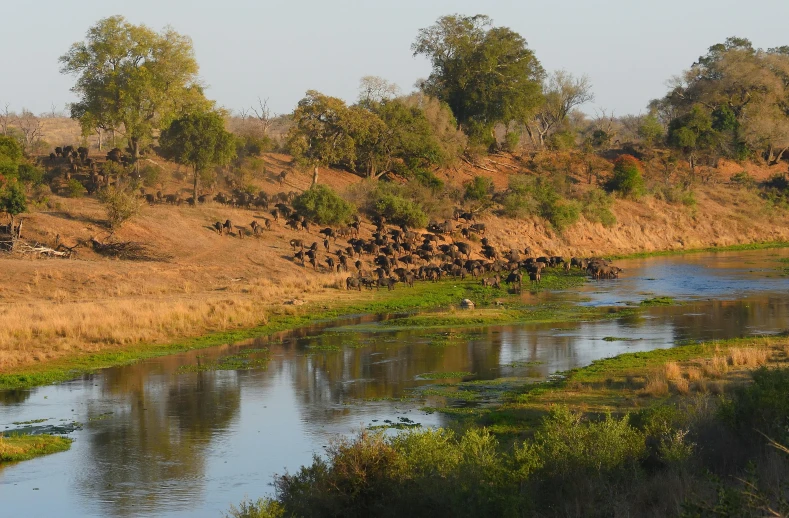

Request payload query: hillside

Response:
[2,141,789,373]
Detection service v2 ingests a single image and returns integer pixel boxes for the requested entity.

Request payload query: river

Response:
[2,249,789,517]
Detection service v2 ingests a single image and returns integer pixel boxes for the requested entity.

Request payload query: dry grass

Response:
[671,377,690,395]
[691,379,708,393]
[640,374,669,397]
[728,347,769,368]
[704,356,729,378]
[686,367,703,382]
[664,361,682,380]
[708,380,725,395]
[0,272,347,370]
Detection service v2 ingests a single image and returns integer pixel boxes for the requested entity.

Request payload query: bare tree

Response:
[15,109,43,150]
[358,76,400,105]
[526,70,594,148]
[250,97,276,136]
[0,103,12,136]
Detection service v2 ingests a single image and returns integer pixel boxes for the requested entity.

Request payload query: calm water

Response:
[2,249,789,517]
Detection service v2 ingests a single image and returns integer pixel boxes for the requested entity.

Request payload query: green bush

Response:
[293,184,356,226]
[65,179,86,198]
[97,185,142,229]
[17,164,45,186]
[464,175,494,203]
[582,188,616,227]
[730,171,755,188]
[139,164,162,188]
[535,406,646,478]
[373,192,428,228]
[605,155,645,198]
[0,180,27,220]
[0,135,22,162]
[723,367,789,440]
[504,130,521,152]
[411,168,444,192]
[500,175,579,232]
[548,130,576,151]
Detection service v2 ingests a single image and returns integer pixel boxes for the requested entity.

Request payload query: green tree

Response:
[60,16,210,163]
[464,175,494,204]
[0,180,27,228]
[292,184,355,226]
[413,14,544,144]
[667,105,719,173]
[159,111,236,202]
[287,91,361,182]
[0,135,22,163]
[97,184,142,229]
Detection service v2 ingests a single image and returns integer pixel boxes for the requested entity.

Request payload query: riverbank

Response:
[2,240,787,392]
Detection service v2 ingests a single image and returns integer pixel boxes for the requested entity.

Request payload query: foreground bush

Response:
[97,185,143,229]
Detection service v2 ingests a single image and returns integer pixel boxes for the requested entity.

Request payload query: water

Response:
[2,249,789,517]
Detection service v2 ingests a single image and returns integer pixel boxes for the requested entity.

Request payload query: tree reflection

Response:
[78,364,241,517]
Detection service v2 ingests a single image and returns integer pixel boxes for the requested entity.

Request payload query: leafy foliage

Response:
[499,175,580,232]
[97,184,143,229]
[159,111,236,199]
[0,180,27,219]
[463,175,494,203]
[413,14,544,144]
[605,155,645,197]
[60,16,210,160]
[292,185,356,226]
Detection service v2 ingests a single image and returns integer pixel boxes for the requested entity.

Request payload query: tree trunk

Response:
[312,166,319,187]
[769,146,788,166]
[96,128,103,151]
[193,167,199,204]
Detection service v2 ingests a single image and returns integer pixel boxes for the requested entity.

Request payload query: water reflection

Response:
[1,249,789,517]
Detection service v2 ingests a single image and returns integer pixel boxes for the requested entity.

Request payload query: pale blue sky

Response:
[2,0,787,117]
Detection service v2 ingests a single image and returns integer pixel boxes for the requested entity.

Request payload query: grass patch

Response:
[417,371,474,380]
[176,348,270,373]
[609,240,789,260]
[640,296,674,306]
[602,336,639,342]
[0,434,72,463]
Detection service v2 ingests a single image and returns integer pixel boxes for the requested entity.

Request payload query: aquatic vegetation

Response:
[416,371,475,380]
[177,348,270,373]
[639,296,675,306]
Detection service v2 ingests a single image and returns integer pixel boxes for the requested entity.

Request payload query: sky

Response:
[2,0,788,118]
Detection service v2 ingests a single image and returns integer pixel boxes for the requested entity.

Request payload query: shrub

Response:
[292,184,356,226]
[17,164,44,186]
[139,164,162,188]
[504,130,521,152]
[723,367,789,439]
[464,175,494,203]
[763,173,789,191]
[581,188,616,227]
[500,175,580,232]
[534,406,646,477]
[0,135,22,162]
[730,171,755,188]
[224,498,284,518]
[373,192,428,228]
[97,185,143,229]
[548,130,576,151]
[0,180,27,221]
[605,154,645,198]
[411,168,444,192]
[65,179,86,198]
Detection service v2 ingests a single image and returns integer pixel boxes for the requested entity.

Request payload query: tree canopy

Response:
[659,37,789,166]
[413,14,544,144]
[60,16,210,161]
[159,111,236,201]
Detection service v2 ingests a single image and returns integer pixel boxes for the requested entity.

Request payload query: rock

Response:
[459,298,475,309]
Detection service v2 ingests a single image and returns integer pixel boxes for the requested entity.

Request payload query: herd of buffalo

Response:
[43,145,623,292]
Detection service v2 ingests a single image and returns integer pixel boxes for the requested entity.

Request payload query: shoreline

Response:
[1,240,787,392]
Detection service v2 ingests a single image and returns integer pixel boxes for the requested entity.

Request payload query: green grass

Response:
[417,371,475,380]
[0,434,72,463]
[639,296,675,306]
[602,336,638,342]
[609,240,789,260]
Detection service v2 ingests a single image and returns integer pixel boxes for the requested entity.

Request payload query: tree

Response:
[159,111,236,202]
[658,37,789,164]
[413,14,544,144]
[60,16,209,164]
[287,91,359,182]
[358,76,400,107]
[15,109,43,151]
[0,180,27,231]
[667,105,719,173]
[527,71,594,148]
